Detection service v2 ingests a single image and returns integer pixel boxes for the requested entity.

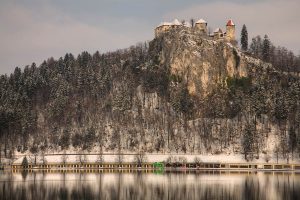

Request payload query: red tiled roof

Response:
[226,19,235,26]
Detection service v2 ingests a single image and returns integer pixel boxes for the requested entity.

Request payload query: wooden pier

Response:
[9,162,300,171]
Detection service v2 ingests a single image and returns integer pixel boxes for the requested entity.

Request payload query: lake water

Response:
[0,170,300,200]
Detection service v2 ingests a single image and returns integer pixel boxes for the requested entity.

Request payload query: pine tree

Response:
[288,127,297,159]
[262,35,271,62]
[59,129,71,150]
[253,36,263,58]
[241,24,248,51]
[190,18,195,27]
[21,156,28,168]
[243,124,255,161]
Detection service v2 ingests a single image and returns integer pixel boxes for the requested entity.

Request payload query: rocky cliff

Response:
[1,26,300,162]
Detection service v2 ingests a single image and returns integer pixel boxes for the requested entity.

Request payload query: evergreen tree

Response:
[262,35,271,62]
[241,24,248,51]
[288,127,297,159]
[190,18,195,27]
[84,127,96,150]
[243,124,255,161]
[250,36,263,58]
[21,156,28,168]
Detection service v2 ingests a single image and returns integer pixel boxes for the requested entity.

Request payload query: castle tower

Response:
[195,19,207,34]
[226,19,235,42]
[213,28,223,40]
[171,19,181,27]
[155,22,172,37]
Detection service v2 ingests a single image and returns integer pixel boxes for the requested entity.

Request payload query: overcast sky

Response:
[0,0,299,75]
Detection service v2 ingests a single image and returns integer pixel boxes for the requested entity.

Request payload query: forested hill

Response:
[1,26,300,162]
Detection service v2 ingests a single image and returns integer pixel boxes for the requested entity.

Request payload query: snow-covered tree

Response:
[241,24,248,51]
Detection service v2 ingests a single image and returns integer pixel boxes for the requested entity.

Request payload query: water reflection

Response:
[0,171,300,200]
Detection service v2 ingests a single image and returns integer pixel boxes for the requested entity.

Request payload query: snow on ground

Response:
[12,153,299,165]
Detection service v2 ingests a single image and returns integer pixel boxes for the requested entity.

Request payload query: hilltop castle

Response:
[155,19,236,43]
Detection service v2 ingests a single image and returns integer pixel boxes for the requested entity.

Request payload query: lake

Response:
[0,170,299,200]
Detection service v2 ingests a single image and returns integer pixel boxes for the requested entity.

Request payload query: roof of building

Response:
[157,22,172,28]
[183,21,192,27]
[226,19,235,26]
[156,19,182,28]
[214,28,223,33]
[172,19,181,26]
[195,19,207,24]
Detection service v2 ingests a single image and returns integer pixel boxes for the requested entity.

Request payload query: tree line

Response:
[241,25,300,72]
[0,42,150,161]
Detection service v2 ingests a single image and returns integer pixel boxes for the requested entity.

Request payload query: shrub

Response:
[226,76,251,91]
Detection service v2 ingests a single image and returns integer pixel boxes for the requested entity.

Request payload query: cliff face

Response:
[1,26,300,162]
[154,27,248,96]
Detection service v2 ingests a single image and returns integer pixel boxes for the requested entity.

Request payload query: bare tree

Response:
[115,152,123,166]
[275,145,280,164]
[264,152,271,163]
[40,151,47,165]
[194,156,202,167]
[134,151,147,167]
[61,150,68,166]
[76,151,87,166]
[30,145,38,166]
[178,156,187,167]
[83,154,88,165]
[96,147,104,165]
[115,133,123,166]
[166,155,175,167]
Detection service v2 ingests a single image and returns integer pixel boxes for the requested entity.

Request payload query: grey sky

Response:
[0,0,299,75]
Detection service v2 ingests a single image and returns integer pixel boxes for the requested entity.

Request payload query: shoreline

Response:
[11,153,300,165]
[6,162,300,171]
[5,168,300,174]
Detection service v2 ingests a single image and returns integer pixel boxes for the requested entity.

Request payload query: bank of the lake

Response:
[5,153,299,171]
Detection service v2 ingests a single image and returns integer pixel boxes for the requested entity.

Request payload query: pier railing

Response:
[9,162,300,171]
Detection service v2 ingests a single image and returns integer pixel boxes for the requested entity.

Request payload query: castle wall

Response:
[226,26,235,42]
[155,20,236,42]
[195,23,207,34]
[214,33,223,40]
[155,25,172,37]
